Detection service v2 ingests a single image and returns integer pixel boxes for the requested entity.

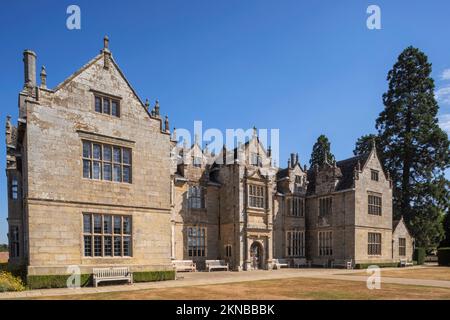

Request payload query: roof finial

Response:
[253,126,257,138]
[172,127,177,141]
[154,100,160,117]
[40,66,47,89]
[194,133,199,145]
[323,148,328,165]
[371,137,376,151]
[104,35,109,50]
[164,115,170,133]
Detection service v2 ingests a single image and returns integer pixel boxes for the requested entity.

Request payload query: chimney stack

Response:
[290,153,295,168]
[23,50,36,90]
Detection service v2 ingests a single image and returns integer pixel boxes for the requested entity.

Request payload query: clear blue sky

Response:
[1,1,449,244]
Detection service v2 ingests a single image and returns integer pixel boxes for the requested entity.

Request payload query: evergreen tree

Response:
[309,134,335,167]
[353,134,380,156]
[373,46,450,248]
[441,213,450,248]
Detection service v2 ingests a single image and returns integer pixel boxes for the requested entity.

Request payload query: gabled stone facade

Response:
[5,39,414,276]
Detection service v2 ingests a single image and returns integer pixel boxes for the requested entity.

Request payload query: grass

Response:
[30,277,450,300]
[346,267,450,281]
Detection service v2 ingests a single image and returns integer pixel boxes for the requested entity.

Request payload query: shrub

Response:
[354,262,400,269]
[0,271,26,292]
[133,270,176,283]
[27,274,91,289]
[413,247,426,265]
[437,248,450,266]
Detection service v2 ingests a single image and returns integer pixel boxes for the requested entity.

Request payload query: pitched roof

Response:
[306,153,370,195]
[335,153,370,191]
[276,168,289,180]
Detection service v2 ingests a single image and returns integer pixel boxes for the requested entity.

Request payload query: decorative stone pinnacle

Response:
[172,127,177,140]
[104,36,109,50]
[40,66,47,88]
[154,100,160,116]
[323,148,328,164]
[164,115,170,133]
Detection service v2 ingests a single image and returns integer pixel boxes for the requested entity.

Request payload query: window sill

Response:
[82,256,133,259]
[82,177,132,185]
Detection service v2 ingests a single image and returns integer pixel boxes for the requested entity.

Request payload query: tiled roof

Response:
[306,153,370,195]
[335,153,369,191]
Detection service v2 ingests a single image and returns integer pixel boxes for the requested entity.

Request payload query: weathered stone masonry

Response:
[6,39,414,276]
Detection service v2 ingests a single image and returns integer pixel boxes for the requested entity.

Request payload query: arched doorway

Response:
[250,242,263,270]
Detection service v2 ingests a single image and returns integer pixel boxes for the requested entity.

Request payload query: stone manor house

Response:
[5,38,413,277]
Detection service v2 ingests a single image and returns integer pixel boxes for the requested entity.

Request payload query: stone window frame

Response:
[399,237,406,256]
[371,169,379,181]
[188,185,205,209]
[318,197,332,217]
[9,176,19,200]
[368,193,382,216]
[187,226,207,257]
[9,225,20,258]
[225,244,232,257]
[286,230,305,257]
[368,232,382,256]
[287,196,304,217]
[93,91,121,118]
[318,230,333,256]
[82,213,132,258]
[248,184,265,209]
[82,140,132,184]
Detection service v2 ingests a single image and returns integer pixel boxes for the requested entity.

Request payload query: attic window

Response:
[371,170,379,181]
[95,95,120,117]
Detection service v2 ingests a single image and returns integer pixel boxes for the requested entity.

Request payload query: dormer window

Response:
[251,153,262,167]
[94,95,120,117]
[371,170,379,181]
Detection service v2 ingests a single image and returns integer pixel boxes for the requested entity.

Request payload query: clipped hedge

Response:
[133,270,176,283]
[413,247,426,265]
[354,262,400,269]
[27,274,91,290]
[437,248,450,266]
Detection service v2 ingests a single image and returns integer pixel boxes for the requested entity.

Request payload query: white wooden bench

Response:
[293,258,310,268]
[273,258,290,269]
[172,260,197,272]
[206,260,229,272]
[399,258,413,267]
[331,259,353,269]
[92,267,133,287]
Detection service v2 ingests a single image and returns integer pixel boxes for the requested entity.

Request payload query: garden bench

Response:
[206,260,229,272]
[293,258,310,268]
[331,259,353,269]
[172,260,197,272]
[92,267,132,287]
[273,258,290,269]
[399,258,413,267]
